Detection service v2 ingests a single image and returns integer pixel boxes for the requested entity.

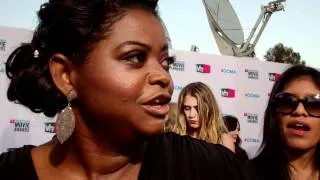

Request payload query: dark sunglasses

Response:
[273,92,320,117]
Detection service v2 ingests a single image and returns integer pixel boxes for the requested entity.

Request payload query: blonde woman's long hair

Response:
[173,82,228,143]
[164,102,178,132]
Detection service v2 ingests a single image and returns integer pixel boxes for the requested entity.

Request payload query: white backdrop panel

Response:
[0,26,290,158]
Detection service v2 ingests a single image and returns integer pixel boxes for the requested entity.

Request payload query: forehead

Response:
[106,9,166,47]
[183,94,198,106]
[283,75,320,97]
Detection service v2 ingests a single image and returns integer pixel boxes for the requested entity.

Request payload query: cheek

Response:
[311,120,320,141]
[75,62,144,113]
[275,115,290,142]
[277,115,287,130]
[80,73,139,100]
[183,110,188,116]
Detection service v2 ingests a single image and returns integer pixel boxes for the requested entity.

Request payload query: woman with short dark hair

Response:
[223,115,249,162]
[0,0,247,179]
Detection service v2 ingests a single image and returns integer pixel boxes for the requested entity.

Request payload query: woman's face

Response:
[73,9,173,136]
[229,123,240,143]
[278,75,320,151]
[183,94,201,130]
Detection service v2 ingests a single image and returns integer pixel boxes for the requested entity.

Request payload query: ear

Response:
[49,54,76,97]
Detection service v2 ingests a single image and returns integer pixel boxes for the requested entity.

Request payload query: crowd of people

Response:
[0,0,319,179]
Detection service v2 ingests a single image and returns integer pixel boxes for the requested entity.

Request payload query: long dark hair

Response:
[5,0,158,117]
[252,65,320,180]
[223,115,242,146]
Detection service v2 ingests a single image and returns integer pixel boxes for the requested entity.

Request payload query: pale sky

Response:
[1,0,319,68]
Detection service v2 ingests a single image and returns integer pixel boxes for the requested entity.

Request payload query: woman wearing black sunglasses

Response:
[247,65,320,180]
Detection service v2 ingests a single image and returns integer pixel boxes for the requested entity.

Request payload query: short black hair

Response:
[223,115,242,146]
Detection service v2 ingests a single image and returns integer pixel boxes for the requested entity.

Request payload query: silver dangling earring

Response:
[56,90,77,144]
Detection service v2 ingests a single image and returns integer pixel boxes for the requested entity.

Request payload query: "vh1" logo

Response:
[196,64,211,73]
[221,88,235,98]
[268,73,281,81]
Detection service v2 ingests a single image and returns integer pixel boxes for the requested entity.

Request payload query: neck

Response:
[186,128,200,139]
[51,110,146,178]
[287,147,319,179]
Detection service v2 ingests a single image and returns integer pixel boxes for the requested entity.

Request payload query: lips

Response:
[141,94,171,117]
[287,120,311,136]
[187,120,198,124]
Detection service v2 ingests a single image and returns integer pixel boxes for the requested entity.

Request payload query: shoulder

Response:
[236,146,249,162]
[0,145,35,166]
[244,159,260,180]
[154,132,235,157]
[146,132,248,180]
[246,155,281,180]
[0,145,37,179]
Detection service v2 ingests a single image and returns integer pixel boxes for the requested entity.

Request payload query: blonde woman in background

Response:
[173,82,235,152]
[164,102,178,132]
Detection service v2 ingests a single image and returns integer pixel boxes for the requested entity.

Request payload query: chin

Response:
[140,121,165,136]
[286,141,316,152]
[189,124,200,129]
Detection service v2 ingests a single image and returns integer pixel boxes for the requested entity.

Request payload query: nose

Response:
[235,131,239,136]
[189,108,197,117]
[147,63,172,90]
[292,102,308,116]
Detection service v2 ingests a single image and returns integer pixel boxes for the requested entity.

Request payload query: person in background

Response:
[173,82,235,152]
[164,102,178,132]
[0,0,247,179]
[247,65,320,180]
[223,115,249,162]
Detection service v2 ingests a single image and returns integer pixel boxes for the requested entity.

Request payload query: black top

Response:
[0,145,38,179]
[235,147,249,163]
[245,157,287,180]
[245,159,271,180]
[0,132,247,180]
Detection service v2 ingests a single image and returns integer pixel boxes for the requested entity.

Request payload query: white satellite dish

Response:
[203,0,286,57]
[203,0,244,45]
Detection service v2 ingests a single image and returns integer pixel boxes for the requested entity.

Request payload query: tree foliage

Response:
[264,43,305,65]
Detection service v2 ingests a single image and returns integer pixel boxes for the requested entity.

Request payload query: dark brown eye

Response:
[124,52,147,65]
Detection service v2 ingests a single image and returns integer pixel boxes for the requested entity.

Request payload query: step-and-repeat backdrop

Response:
[0,26,290,158]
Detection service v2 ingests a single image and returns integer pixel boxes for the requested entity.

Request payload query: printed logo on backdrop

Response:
[244,137,260,143]
[44,122,56,133]
[174,85,183,93]
[196,64,211,73]
[9,119,30,132]
[0,39,6,51]
[245,92,260,98]
[221,68,236,74]
[268,73,281,81]
[244,113,258,124]
[170,61,185,71]
[221,88,235,98]
[245,69,259,80]
[0,66,4,73]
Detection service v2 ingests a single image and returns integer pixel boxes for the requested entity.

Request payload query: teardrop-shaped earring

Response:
[56,90,77,144]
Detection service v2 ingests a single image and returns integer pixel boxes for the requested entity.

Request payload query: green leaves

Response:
[264,43,305,65]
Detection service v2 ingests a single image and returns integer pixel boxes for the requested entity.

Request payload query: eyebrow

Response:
[183,105,198,108]
[116,40,168,52]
